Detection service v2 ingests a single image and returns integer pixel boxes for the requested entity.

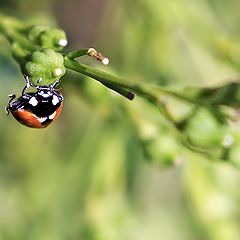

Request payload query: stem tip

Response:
[87,48,109,65]
[127,92,135,100]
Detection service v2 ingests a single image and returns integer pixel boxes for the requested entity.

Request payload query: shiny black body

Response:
[7,88,63,117]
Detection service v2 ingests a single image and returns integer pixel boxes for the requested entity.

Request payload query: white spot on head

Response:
[39,90,51,98]
[29,97,38,106]
[52,95,59,105]
[49,111,56,120]
[102,57,109,65]
[58,39,68,47]
[54,68,63,77]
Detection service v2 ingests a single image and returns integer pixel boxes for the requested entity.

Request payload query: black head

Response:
[35,86,63,103]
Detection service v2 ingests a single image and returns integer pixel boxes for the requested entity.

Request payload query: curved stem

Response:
[64,57,199,103]
[64,57,138,100]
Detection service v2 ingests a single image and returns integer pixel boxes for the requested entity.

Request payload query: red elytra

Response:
[11,103,63,128]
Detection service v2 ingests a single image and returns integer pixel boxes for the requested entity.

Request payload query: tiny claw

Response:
[8,94,16,98]
[5,94,16,115]
[5,105,10,115]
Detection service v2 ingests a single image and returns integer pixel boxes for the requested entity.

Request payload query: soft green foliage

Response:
[1,0,240,240]
[1,11,240,163]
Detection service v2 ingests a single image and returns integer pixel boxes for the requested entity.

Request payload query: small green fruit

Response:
[24,48,66,86]
[27,25,68,51]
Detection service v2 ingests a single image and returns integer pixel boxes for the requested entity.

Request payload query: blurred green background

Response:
[1,0,240,239]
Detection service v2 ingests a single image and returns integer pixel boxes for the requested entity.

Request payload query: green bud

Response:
[185,109,226,148]
[143,135,182,167]
[24,48,66,86]
[27,25,68,51]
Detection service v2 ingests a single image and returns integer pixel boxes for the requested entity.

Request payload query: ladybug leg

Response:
[5,94,16,114]
[22,75,31,98]
[52,80,63,93]
[49,81,59,92]
[52,79,60,88]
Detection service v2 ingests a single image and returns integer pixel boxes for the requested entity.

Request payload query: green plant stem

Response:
[64,58,185,127]
[64,58,138,100]
[64,57,199,103]
[64,50,135,100]
[64,58,152,96]
[64,49,90,59]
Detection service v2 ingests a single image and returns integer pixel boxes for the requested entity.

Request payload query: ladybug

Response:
[6,86,63,128]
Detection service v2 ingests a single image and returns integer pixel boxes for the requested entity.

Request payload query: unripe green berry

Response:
[27,25,68,51]
[24,48,66,86]
[185,109,226,148]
